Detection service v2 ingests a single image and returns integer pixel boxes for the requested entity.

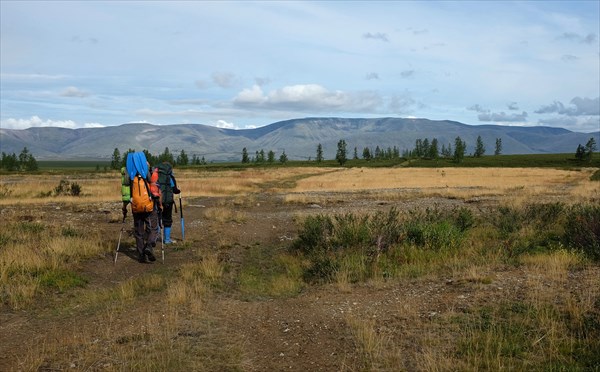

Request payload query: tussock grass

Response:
[203,206,247,223]
[0,216,109,309]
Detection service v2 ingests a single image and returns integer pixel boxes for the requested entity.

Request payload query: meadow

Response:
[0,162,599,371]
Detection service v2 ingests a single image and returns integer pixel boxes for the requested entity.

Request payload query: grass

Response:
[1,164,599,370]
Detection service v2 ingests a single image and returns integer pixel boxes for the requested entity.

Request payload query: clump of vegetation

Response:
[0,147,38,171]
[39,179,82,197]
[0,184,13,199]
[293,206,475,283]
[563,204,600,261]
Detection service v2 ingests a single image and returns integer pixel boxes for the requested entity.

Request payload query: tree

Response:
[422,139,430,158]
[336,139,347,166]
[575,144,586,161]
[143,149,157,165]
[267,150,275,163]
[18,147,38,171]
[241,147,249,163]
[429,138,439,159]
[110,148,121,169]
[353,147,359,160]
[495,138,502,156]
[157,147,174,164]
[474,135,485,157]
[316,144,323,163]
[279,150,288,164]
[584,137,597,162]
[362,147,372,161]
[176,149,189,166]
[1,152,19,171]
[453,136,466,163]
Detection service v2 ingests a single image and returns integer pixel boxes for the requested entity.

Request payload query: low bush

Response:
[294,206,475,283]
[563,204,600,261]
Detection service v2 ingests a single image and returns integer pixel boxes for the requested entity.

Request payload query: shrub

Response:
[564,204,600,261]
[293,207,473,283]
[53,180,82,197]
[293,214,333,254]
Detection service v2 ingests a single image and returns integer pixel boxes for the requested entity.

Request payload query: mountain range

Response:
[1,117,598,161]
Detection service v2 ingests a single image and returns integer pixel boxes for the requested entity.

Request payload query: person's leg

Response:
[133,213,146,262]
[144,210,158,262]
[162,202,175,243]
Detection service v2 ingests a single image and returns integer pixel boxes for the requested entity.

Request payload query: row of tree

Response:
[108,136,595,169]
[109,147,206,170]
[0,147,38,171]
[310,136,501,165]
[241,148,288,164]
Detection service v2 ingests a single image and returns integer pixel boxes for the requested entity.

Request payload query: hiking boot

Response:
[144,248,156,262]
[138,252,147,263]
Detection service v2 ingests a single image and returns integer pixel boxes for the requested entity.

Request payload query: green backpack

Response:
[156,162,177,205]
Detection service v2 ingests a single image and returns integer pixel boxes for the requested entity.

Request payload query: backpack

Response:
[131,174,154,213]
[149,167,162,207]
[156,162,176,205]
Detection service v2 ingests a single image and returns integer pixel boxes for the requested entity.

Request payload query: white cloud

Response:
[215,119,236,129]
[0,116,105,129]
[235,85,266,104]
[234,83,383,113]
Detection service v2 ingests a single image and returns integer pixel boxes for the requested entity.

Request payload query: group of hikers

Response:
[119,152,181,263]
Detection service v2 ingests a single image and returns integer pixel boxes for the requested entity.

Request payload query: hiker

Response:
[120,166,130,221]
[148,164,162,246]
[126,152,159,263]
[155,161,180,244]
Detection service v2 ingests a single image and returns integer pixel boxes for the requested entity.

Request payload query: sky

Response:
[1,1,599,133]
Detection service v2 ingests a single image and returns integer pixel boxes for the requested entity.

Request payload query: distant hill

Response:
[1,117,598,161]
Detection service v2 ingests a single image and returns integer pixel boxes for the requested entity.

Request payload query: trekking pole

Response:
[161,224,165,263]
[114,219,125,264]
[179,194,185,241]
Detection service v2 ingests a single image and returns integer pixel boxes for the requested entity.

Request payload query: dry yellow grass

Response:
[1,167,597,206]
[291,167,599,203]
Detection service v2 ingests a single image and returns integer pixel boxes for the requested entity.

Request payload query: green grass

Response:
[404,153,600,168]
[180,152,600,171]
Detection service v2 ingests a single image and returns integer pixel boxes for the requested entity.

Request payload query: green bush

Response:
[53,179,82,197]
[564,204,600,261]
[293,214,333,254]
[302,254,339,284]
[293,207,474,283]
[331,213,371,248]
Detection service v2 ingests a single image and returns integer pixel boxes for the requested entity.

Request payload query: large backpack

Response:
[156,162,176,205]
[131,174,154,213]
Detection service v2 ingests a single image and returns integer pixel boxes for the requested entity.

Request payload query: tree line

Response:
[309,135,501,166]
[109,147,206,170]
[1,147,38,171]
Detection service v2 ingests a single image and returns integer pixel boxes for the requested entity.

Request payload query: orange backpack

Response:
[149,167,162,209]
[131,175,154,213]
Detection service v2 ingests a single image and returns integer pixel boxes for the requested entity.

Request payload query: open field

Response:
[1,166,599,371]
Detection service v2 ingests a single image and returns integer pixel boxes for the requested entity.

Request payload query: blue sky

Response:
[1,1,599,132]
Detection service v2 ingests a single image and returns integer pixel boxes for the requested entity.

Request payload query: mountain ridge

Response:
[1,117,598,161]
